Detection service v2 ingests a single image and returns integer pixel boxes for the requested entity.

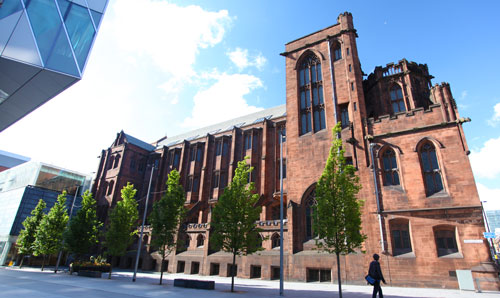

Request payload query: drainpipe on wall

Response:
[369,142,385,253]
[326,37,338,124]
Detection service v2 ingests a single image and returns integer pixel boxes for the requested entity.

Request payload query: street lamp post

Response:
[132,162,156,282]
[279,128,285,296]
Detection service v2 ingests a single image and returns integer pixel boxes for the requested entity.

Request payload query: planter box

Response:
[78,270,102,278]
[174,279,215,290]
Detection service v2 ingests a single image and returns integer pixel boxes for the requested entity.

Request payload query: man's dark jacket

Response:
[368,260,386,283]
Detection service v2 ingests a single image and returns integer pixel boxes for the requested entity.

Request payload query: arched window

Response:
[107,180,114,195]
[305,191,317,241]
[332,42,342,61]
[433,226,458,257]
[113,155,120,168]
[390,84,406,113]
[381,148,400,186]
[419,142,443,196]
[271,233,280,248]
[389,219,412,256]
[196,234,204,247]
[298,53,325,135]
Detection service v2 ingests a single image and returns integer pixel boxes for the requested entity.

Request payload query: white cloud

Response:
[460,90,468,100]
[470,136,500,179]
[487,102,500,127]
[111,0,232,94]
[182,73,264,128]
[477,183,500,211]
[227,48,267,70]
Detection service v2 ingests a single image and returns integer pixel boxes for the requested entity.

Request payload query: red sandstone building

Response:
[92,13,499,289]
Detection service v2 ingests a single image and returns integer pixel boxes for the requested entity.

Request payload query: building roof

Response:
[0,150,30,169]
[124,133,156,152]
[156,105,286,148]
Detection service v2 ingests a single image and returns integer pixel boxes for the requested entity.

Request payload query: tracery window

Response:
[419,142,443,196]
[390,84,406,113]
[382,148,400,186]
[340,104,349,128]
[332,42,342,61]
[305,190,317,241]
[298,53,325,135]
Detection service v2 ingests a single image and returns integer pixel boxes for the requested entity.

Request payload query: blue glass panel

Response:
[45,26,79,76]
[425,174,434,194]
[306,112,311,133]
[59,1,96,71]
[319,86,324,104]
[301,114,307,135]
[435,173,443,192]
[383,156,390,170]
[0,0,23,19]
[305,90,310,107]
[314,110,319,132]
[299,69,304,87]
[399,101,406,112]
[0,10,23,54]
[421,152,430,172]
[393,172,400,185]
[429,150,439,170]
[57,0,71,17]
[311,64,316,83]
[305,68,309,84]
[300,91,305,109]
[90,9,102,28]
[320,109,325,130]
[87,0,107,13]
[2,12,42,66]
[24,0,63,64]
[312,87,318,105]
[317,64,322,81]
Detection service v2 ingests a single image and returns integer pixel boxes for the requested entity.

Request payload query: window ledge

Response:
[383,185,405,193]
[426,190,450,199]
[438,252,463,259]
[393,251,415,258]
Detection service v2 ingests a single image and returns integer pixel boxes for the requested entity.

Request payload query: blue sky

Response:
[0,0,499,209]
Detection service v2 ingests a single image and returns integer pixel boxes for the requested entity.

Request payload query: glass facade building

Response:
[0,161,92,265]
[0,0,108,131]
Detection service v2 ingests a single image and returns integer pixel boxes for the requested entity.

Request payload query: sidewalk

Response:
[0,266,498,298]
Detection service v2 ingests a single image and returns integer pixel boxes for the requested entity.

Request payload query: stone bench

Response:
[173,278,215,290]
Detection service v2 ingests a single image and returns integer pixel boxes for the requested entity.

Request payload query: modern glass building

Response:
[0,161,92,265]
[0,0,109,131]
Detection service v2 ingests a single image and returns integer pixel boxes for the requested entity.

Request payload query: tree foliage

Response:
[210,159,262,292]
[149,169,186,285]
[314,123,366,298]
[17,199,46,266]
[105,182,139,264]
[33,192,69,270]
[64,191,102,259]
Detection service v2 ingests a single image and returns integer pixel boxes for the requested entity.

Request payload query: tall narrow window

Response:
[193,176,200,193]
[173,151,180,168]
[390,219,412,256]
[390,85,406,113]
[220,172,227,189]
[215,141,222,156]
[107,180,114,195]
[196,147,203,162]
[222,140,229,156]
[333,42,342,61]
[113,155,120,168]
[340,105,349,128]
[271,233,280,248]
[190,146,196,162]
[419,142,443,196]
[244,133,252,150]
[299,54,325,135]
[382,148,400,186]
[212,172,219,188]
[305,191,317,240]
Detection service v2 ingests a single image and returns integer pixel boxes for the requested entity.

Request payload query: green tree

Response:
[64,191,102,260]
[33,192,69,271]
[314,123,366,298]
[210,159,263,292]
[17,199,46,268]
[149,169,186,285]
[104,182,139,279]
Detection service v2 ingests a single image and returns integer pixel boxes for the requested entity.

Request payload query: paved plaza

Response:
[0,266,498,298]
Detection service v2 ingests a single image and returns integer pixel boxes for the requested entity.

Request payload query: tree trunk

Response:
[108,262,113,279]
[336,253,342,298]
[19,255,24,268]
[41,255,46,271]
[231,251,236,292]
[159,254,165,285]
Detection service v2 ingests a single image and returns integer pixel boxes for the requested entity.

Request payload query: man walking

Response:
[368,253,386,298]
